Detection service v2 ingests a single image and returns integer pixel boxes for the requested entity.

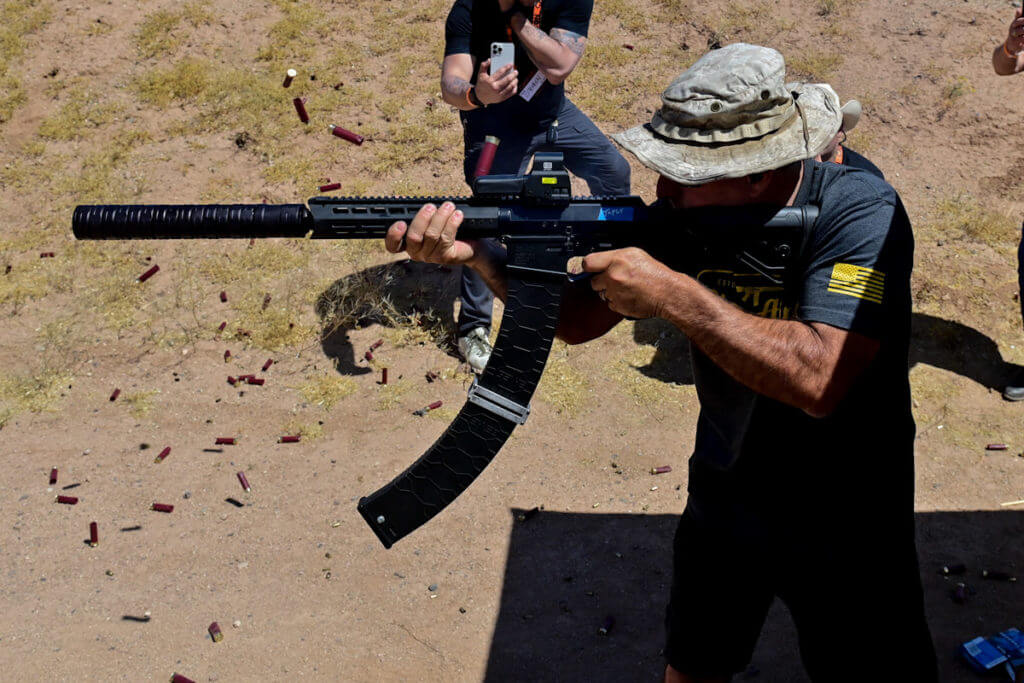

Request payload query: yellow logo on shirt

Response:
[696,270,792,319]
[827,263,884,304]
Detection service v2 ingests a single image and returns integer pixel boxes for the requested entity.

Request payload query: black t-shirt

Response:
[444,0,593,127]
[687,161,915,522]
[840,146,885,180]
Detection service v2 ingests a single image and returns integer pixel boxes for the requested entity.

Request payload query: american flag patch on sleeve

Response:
[827,263,885,304]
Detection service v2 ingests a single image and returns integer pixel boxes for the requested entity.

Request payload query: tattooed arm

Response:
[510,15,587,85]
[441,54,478,110]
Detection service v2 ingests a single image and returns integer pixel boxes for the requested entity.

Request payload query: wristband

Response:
[467,87,485,108]
[1004,40,1018,59]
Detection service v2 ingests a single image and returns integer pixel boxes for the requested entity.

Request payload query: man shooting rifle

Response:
[387,43,937,681]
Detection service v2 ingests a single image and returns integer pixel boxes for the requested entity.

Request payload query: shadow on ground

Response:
[315,260,462,374]
[484,509,1024,683]
[630,313,1024,391]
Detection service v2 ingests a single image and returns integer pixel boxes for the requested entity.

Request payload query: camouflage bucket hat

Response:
[612,43,842,185]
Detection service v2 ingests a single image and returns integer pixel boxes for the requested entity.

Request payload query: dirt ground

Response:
[2,0,1024,681]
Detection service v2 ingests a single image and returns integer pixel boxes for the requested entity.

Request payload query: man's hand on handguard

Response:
[386,202,480,266]
[582,248,680,320]
[475,60,518,105]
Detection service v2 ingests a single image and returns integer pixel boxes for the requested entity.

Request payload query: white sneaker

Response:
[458,327,492,373]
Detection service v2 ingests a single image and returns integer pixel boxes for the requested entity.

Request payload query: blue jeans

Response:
[457,97,631,335]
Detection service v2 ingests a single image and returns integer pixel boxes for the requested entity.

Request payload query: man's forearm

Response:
[510,16,582,83]
[441,73,477,110]
[658,273,856,417]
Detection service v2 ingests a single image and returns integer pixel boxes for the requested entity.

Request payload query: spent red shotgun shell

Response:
[982,569,1017,582]
[215,437,236,445]
[364,350,374,362]
[262,358,273,372]
[282,68,297,88]
[89,521,99,547]
[598,615,615,635]
[319,182,341,192]
[56,495,78,505]
[151,503,174,513]
[294,97,310,123]
[381,368,388,385]
[110,388,121,402]
[370,339,384,351]
[237,471,251,492]
[217,321,227,333]
[138,265,160,282]
[40,251,55,258]
[986,444,1008,451]
[154,446,171,463]
[171,674,196,683]
[209,621,223,642]
[224,349,232,362]
[262,293,272,310]
[328,124,364,145]
[941,563,967,576]
[220,291,227,302]
[247,377,264,386]
[651,465,672,475]
[227,376,237,386]
[280,435,301,443]
[473,135,500,178]
[49,467,58,485]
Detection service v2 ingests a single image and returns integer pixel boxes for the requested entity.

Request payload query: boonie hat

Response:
[612,43,842,185]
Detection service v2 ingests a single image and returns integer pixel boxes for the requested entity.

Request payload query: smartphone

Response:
[490,42,515,77]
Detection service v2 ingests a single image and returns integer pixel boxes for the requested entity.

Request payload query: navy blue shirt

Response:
[840,146,885,180]
[688,161,915,516]
[444,0,593,127]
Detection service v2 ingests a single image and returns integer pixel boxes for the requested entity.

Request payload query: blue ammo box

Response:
[961,636,1008,673]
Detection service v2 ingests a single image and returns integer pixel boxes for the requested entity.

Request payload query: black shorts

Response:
[664,494,937,681]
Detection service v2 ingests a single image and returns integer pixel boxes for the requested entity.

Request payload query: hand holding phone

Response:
[490,42,515,76]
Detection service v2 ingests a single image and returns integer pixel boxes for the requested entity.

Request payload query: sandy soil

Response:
[2,0,1024,681]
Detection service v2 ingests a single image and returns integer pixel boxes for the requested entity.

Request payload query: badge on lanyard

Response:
[514,0,545,102]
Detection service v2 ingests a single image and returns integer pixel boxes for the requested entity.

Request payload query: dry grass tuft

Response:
[37,86,123,141]
[924,195,1018,250]
[0,368,73,426]
[375,380,413,411]
[0,0,51,124]
[941,76,973,108]
[135,9,183,59]
[122,390,160,417]
[280,418,324,441]
[297,374,358,409]
[787,51,844,80]
[536,341,591,417]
